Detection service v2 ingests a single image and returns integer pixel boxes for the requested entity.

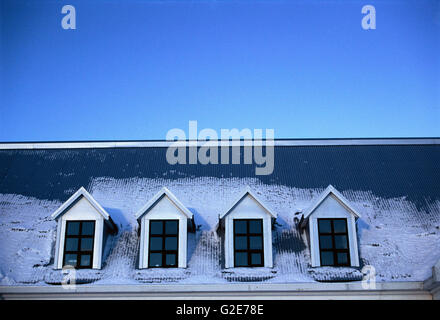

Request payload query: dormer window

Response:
[148,220,179,268]
[51,187,118,270]
[219,187,277,268]
[299,185,361,268]
[234,219,264,267]
[317,218,350,266]
[63,221,95,268]
[136,187,194,269]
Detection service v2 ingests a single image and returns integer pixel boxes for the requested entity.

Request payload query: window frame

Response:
[63,220,95,269]
[233,219,264,267]
[317,218,351,267]
[148,219,179,268]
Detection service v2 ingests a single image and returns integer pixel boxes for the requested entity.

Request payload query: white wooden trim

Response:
[0,281,433,300]
[136,187,193,220]
[220,186,277,220]
[51,187,110,221]
[0,138,439,150]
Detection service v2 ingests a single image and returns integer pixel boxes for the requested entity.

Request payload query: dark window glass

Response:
[65,238,79,251]
[234,220,247,234]
[148,220,178,268]
[150,221,163,235]
[235,252,248,267]
[64,254,77,266]
[335,235,348,249]
[319,235,333,249]
[249,236,262,250]
[80,238,93,251]
[80,254,91,267]
[233,219,264,267]
[333,220,347,233]
[318,219,350,267]
[63,221,95,269]
[165,237,178,250]
[165,221,178,235]
[318,220,332,233]
[321,251,334,266]
[337,252,349,265]
[150,237,162,251]
[235,236,248,250]
[66,222,80,235]
[165,254,176,266]
[251,253,262,265]
[81,222,95,235]
[149,253,162,267]
[249,220,262,234]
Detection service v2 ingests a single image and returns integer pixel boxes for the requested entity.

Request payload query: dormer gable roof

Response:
[50,186,110,221]
[135,187,193,221]
[300,185,361,228]
[219,186,277,220]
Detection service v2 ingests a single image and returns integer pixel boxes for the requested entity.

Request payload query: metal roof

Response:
[0,140,439,205]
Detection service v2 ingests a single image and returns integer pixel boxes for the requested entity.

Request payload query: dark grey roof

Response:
[0,142,439,205]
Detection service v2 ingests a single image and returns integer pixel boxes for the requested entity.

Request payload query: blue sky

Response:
[0,0,439,141]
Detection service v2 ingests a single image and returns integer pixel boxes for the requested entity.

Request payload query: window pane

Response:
[235,252,248,267]
[337,252,349,265]
[66,222,80,235]
[64,254,77,266]
[81,222,94,235]
[251,253,262,266]
[165,221,178,235]
[335,235,348,249]
[165,237,177,251]
[65,238,78,251]
[249,220,262,234]
[165,254,176,266]
[318,220,332,233]
[81,238,93,251]
[150,237,162,251]
[234,220,247,234]
[150,221,163,235]
[333,220,347,233]
[149,253,162,267]
[319,235,333,249]
[249,236,262,250]
[235,236,247,250]
[321,251,334,266]
[80,254,91,267]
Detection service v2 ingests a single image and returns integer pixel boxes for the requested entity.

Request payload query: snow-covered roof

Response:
[219,186,277,219]
[0,139,439,286]
[135,186,193,220]
[51,186,110,221]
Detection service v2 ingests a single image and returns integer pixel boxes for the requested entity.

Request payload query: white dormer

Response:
[220,187,277,268]
[51,187,118,270]
[136,187,193,269]
[300,185,361,268]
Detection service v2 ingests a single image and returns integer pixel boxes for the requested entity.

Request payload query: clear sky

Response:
[0,0,439,141]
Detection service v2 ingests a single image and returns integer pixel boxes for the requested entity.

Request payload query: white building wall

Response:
[55,196,105,269]
[139,195,188,269]
[224,195,273,268]
[308,194,359,267]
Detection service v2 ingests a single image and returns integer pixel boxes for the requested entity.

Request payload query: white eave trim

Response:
[135,187,193,220]
[0,138,439,150]
[50,187,110,221]
[220,186,277,220]
[0,281,432,300]
[301,185,361,226]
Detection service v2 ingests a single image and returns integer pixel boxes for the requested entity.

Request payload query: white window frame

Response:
[136,187,193,269]
[220,187,277,268]
[301,185,361,267]
[51,187,112,270]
